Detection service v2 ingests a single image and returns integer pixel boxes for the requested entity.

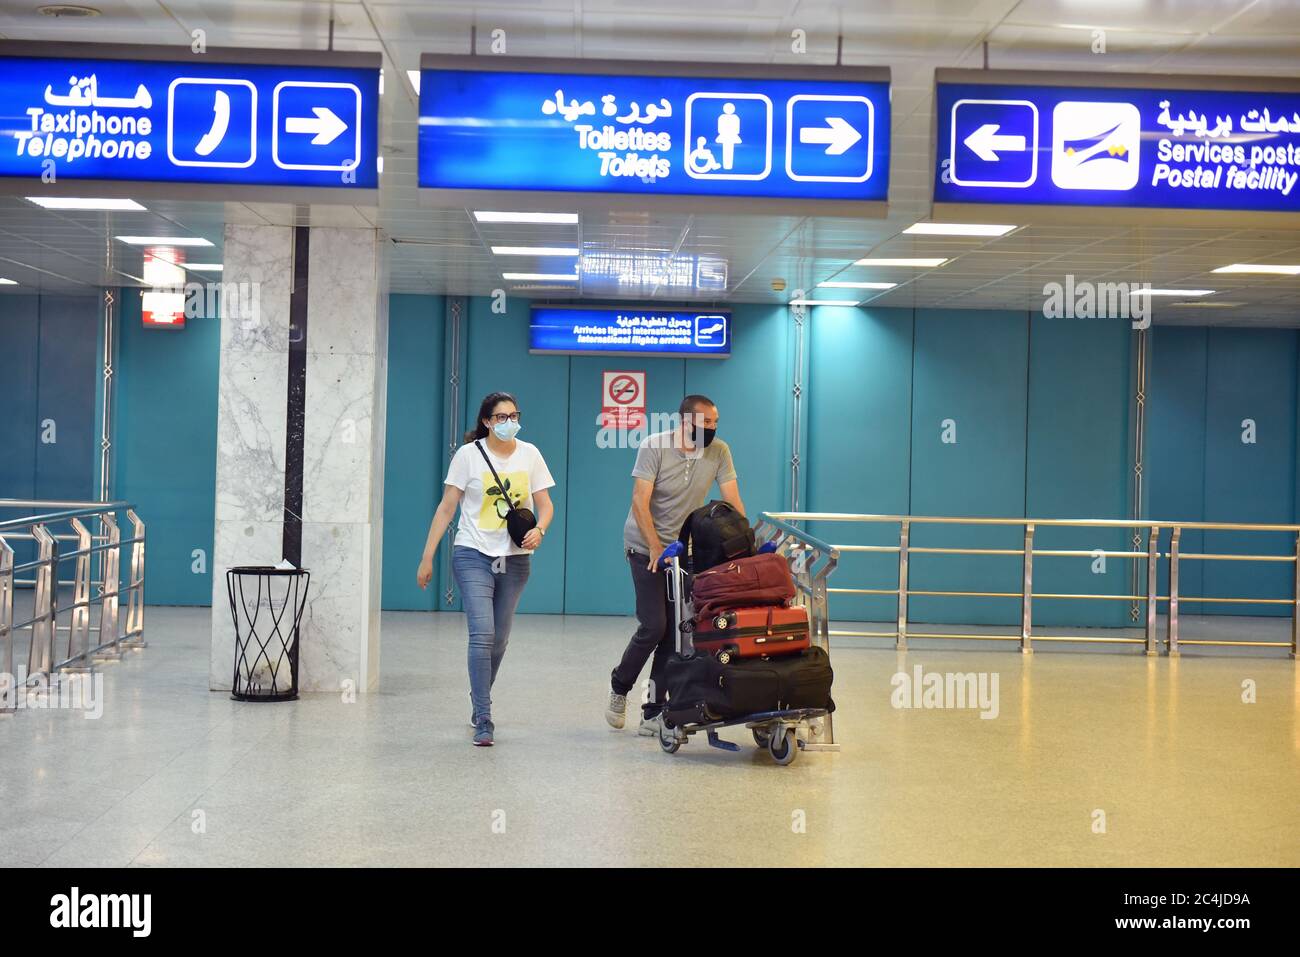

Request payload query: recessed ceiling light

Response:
[818,281,897,290]
[0,278,17,285]
[491,246,580,256]
[474,211,579,225]
[1130,288,1215,297]
[790,297,859,307]
[26,196,145,211]
[854,257,948,268]
[502,272,579,282]
[1212,263,1300,276]
[903,223,1016,237]
[115,235,213,247]
[38,5,100,17]
[407,70,421,95]
[184,264,224,272]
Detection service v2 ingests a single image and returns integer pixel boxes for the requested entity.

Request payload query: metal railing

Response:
[0,500,146,713]
[751,515,840,749]
[760,512,1298,659]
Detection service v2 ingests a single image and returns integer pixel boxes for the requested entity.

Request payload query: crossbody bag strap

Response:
[474,440,516,513]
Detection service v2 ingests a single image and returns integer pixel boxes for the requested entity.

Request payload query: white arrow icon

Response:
[285,106,347,145]
[799,116,861,155]
[963,123,1026,162]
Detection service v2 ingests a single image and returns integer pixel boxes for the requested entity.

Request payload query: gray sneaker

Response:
[605,692,627,730]
[638,711,663,737]
[473,719,494,747]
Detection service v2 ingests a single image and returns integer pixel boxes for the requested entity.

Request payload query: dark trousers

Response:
[610,550,676,717]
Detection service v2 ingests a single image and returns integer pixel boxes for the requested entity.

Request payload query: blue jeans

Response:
[452,545,531,726]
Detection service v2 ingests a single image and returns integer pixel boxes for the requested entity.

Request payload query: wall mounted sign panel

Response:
[934,69,1300,217]
[531,305,731,358]
[0,42,379,197]
[420,55,889,214]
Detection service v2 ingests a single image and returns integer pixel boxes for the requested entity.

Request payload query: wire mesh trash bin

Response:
[226,566,310,702]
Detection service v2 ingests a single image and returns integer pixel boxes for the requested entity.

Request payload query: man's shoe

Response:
[605,692,627,730]
[473,720,494,747]
[638,711,664,737]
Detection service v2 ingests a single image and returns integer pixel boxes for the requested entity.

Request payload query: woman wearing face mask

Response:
[417,392,555,746]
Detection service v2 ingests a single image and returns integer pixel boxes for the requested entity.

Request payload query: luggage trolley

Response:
[655,543,832,766]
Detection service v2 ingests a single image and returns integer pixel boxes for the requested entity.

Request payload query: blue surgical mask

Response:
[493,419,521,441]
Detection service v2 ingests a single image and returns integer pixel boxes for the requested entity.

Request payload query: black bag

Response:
[678,499,755,573]
[475,440,537,548]
[663,646,834,727]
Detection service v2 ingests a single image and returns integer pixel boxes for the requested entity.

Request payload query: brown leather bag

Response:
[690,551,796,618]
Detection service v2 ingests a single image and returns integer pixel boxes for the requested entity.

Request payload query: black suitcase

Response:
[663,646,834,727]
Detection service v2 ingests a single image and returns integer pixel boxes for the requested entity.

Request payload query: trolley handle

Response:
[656,540,684,571]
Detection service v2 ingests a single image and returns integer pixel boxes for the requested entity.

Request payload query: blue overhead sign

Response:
[0,50,379,190]
[935,74,1300,213]
[530,306,731,358]
[419,58,889,204]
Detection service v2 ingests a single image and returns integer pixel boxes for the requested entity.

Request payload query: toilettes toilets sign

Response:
[418,55,890,206]
[0,43,379,192]
[935,69,1300,214]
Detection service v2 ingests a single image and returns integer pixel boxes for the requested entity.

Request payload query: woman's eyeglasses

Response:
[489,412,521,424]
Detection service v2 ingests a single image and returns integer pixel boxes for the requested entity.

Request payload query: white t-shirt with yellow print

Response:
[444,439,556,557]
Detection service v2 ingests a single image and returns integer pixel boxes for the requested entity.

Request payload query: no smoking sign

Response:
[601,370,646,431]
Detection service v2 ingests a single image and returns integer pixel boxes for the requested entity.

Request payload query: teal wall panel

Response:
[1201,327,1296,616]
[113,290,219,605]
[380,294,445,610]
[1025,314,1132,627]
[806,306,913,622]
[909,309,1029,625]
[1149,327,1207,613]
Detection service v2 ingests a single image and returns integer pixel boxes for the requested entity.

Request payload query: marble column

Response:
[210,223,388,694]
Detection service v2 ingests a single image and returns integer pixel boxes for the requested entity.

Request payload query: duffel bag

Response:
[663,646,834,727]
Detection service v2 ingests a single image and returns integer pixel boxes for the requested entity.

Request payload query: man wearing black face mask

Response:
[605,394,745,736]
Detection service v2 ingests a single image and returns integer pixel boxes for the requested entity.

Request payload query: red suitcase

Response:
[692,605,811,663]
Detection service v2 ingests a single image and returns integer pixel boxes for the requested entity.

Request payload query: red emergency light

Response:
[141,247,186,329]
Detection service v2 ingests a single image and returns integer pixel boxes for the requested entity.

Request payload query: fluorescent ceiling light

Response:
[26,196,145,211]
[115,235,213,247]
[818,281,897,290]
[0,278,16,285]
[1130,288,1215,297]
[1212,263,1300,276]
[185,263,224,272]
[903,222,1016,237]
[1168,301,1242,308]
[502,272,579,281]
[853,257,948,268]
[407,70,421,95]
[790,298,859,307]
[474,211,579,225]
[491,246,580,256]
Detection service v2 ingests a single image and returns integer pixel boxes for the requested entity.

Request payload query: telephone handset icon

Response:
[194,89,231,157]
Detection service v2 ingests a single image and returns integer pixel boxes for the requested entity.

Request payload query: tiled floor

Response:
[1,606,1297,867]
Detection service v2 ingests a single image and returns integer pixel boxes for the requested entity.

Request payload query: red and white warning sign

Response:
[601,370,646,430]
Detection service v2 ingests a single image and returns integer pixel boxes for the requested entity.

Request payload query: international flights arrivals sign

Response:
[418,55,890,207]
[0,43,380,191]
[934,69,1300,214]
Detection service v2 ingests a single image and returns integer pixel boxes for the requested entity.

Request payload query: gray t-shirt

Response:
[622,430,738,555]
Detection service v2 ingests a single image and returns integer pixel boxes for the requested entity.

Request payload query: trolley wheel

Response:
[752,727,772,749]
[717,648,734,665]
[659,722,681,754]
[768,728,797,766]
